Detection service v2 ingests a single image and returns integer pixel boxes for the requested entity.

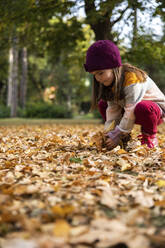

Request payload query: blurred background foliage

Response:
[0,0,164,118]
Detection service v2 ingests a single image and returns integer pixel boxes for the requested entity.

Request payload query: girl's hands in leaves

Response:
[104,136,117,149]
[104,126,122,149]
[104,134,121,149]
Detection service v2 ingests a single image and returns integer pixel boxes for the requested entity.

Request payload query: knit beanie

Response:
[84,40,122,72]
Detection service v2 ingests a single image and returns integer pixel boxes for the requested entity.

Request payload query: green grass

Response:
[0,118,102,126]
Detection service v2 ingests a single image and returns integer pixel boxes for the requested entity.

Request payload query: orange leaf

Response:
[155,200,165,207]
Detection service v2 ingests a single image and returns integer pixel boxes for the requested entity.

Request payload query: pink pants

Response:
[98,100,162,135]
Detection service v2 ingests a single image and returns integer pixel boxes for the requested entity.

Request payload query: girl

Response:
[84,40,165,149]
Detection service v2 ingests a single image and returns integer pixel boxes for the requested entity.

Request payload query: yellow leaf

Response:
[104,120,115,133]
[54,219,70,238]
[89,141,94,146]
[54,183,61,192]
[51,205,64,217]
[116,149,127,154]
[155,200,165,206]
[137,175,146,181]
[136,147,148,156]
[51,204,74,218]
[117,158,132,171]
[91,131,104,150]
[4,160,14,168]
[156,180,165,187]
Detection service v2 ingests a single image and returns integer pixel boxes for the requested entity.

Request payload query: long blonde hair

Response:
[91,63,147,109]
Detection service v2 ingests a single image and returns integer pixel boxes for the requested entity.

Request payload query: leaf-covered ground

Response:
[0,123,165,248]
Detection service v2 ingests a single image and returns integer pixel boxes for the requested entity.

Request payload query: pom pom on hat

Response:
[84,40,122,72]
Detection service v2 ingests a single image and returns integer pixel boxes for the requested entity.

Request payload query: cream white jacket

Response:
[105,72,165,133]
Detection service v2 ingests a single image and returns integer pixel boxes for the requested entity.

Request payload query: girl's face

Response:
[91,69,114,87]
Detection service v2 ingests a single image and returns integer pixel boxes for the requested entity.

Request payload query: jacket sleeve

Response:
[118,81,148,133]
[104,101,123,131]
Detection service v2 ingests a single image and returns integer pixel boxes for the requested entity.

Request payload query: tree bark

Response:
[84,0,129,41]
[91,15,113,41]
[7,48,13,107]
[84,0,113,41]
[7,36,19,117]
[132,3,138,48]
[20,47,28,108]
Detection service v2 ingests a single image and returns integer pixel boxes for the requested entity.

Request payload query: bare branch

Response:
[111,5,130,26]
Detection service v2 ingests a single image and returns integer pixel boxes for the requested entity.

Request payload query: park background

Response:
[0,0,164,119]
[0,1,165,247]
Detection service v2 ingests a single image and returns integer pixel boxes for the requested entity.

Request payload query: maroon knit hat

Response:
[84,40,122,72]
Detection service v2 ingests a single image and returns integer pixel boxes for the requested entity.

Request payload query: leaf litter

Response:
[0,123,165,248]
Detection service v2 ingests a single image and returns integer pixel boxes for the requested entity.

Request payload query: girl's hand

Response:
[104,126,122,149]
[104,136,117,149]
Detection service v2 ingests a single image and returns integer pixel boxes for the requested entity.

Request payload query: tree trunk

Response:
[20,47,28,108]
[84,0,129,41]
[7,36,19,117]
[132,4,138,48]
[67,94,72,110]
[84,0,113,41]
[91,16,113,41]
[7,48,13,107]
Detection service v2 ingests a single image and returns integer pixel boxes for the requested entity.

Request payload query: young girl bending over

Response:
[84,40,165,149]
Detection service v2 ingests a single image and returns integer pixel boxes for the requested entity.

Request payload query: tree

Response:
[154,0,165,41]
[0,0,84,115]
[0,0,30,116]
[0,0,164,118]
[73,0,164,45]
[20,47,28,108]
[84,0,129,41]
[7,35,19,117]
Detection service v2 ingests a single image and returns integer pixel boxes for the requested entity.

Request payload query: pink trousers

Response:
[98,100,162,135]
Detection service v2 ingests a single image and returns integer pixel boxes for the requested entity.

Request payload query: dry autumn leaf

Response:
[0,123,165,248]
[156,180,165,187]
[51,204,75,218]
[116,157,132,171]
[54,219,70,238]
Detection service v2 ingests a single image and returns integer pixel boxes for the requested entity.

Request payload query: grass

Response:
[0,117,102,126]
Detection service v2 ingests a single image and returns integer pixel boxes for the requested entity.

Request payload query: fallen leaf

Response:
[117,158,132,171]
[155,200,165,207]
[51,204,75,218]
[156,180,165,187]
[100,186,118,208]
[54,219,70,238]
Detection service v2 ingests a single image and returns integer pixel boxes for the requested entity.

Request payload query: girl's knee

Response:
[134,101,161,127]
[135,101,150,115]
[135,101,159,116]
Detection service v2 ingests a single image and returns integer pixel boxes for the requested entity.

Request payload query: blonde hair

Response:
[91,63,147,109]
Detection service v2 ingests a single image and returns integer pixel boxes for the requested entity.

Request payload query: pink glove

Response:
[105,126,122,149]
